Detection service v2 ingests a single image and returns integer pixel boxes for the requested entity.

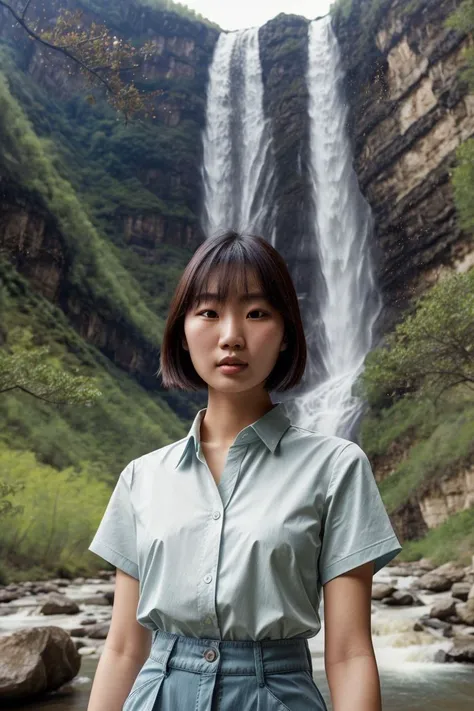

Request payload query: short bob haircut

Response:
[158,230,307,392]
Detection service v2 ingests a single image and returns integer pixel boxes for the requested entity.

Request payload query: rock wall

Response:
[0,179,159,385]
[332,0,474,330]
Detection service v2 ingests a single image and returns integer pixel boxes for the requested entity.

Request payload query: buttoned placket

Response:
[196,434,250,639]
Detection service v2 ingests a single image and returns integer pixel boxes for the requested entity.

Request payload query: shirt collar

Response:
[174,402,291,470]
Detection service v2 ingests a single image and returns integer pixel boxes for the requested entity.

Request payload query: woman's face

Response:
[183,268,287,394]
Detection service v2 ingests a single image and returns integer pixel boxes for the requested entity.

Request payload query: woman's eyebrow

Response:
[197,291,267,303]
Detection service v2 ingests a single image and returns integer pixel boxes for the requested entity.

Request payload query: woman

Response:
[87,230,402,711]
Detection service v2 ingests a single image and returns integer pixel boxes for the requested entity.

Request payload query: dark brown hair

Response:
[158,230,307,391]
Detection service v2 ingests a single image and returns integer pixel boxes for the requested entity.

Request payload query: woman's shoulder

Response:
[131,435,190,474]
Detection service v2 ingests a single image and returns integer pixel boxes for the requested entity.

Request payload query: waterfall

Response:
[288,16,384,439]
[201,28,276,238]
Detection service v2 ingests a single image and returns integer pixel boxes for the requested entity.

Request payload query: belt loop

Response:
[162,633,179,678]
[253,641,265,688]
[304,639,313,675]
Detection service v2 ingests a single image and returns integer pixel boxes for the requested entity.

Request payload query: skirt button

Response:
[204,648,217,662]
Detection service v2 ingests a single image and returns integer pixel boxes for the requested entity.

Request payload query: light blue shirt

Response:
[88,402,402,640]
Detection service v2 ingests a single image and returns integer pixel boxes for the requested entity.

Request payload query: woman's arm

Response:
[87,569,152,711]
[323,561,382,711]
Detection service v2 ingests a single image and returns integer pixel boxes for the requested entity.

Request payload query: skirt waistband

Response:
[150,630,314,681]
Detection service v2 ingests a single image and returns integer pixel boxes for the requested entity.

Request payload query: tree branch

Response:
[0,0,114,93]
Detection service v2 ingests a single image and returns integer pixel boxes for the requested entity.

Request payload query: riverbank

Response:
[1,558,474,708]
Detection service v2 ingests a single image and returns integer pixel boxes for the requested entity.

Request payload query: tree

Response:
[357,269,474,407]
[0,327,102,405]
[0,1,164,120]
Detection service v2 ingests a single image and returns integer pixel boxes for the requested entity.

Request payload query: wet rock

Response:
[85,623,110,639]
[434,649,448,663]
[72,639,87,651]
[78,646,97,656]
[381,590,422,606]
[0,590,21,603]
[0,606,16,617]
[431,563,465,584]
[451,582,471,602]
[79,595,110,606]
[372,584,396,600]
[80,618,98,626]
[103,591,114,605]
[456,599,474,626]
[445,638,474,663]
[39,594,80,616]
[414,617,453,637]
[33,583,61,594]
[0,626,80,701]
[414,573,452,592]
[429,599,457,620]
[383,565,413,577]
[69,627,87,637]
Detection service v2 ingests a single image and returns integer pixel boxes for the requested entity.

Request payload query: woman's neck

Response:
[200,388,275,446]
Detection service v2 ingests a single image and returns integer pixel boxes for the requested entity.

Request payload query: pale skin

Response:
[87,267,382,711]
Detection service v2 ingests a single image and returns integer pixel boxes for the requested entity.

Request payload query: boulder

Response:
[415,573,452,592]
[445,638,474,663]
[40,594,80,616]
[451,582,471,602]
[429,599,457,621]
[0,626,80,701]
[431,563,465,584]
[381,590,422,606]
[0,591,20,604]
[456,600,474,626]
[371,584,396,601]
[85,623,110,639]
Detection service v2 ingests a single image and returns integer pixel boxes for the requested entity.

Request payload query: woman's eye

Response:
[198,310,218,318]
[247,310,267,319]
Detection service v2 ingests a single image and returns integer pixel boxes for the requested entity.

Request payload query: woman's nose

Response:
[218,317,245,349]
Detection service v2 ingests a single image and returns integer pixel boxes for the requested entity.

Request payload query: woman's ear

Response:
[280,338,288,352]
[182,338,189,351]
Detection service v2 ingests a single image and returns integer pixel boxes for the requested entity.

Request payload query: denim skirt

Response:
[122,630,328,711]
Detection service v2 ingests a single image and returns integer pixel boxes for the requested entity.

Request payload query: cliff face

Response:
[332,0,474,327]
[0,0,218,250]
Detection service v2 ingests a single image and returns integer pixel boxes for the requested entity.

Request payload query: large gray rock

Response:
[0,626,81,701]
[382,590,423,606]
[40,594,80,616]
[371,584,396,600]
[415,573,452,592]
[429,599,457,621]
[456,600,474,626]
[431,563,465,584]
[451,582,472,602]
[85,623,110,639]
[445,638,474,663]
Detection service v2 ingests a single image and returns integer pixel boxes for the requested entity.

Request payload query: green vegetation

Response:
[0,68,164,347]
[138,0,221,29]
[0,444,114,583]
[0,263,189,475]
[0,264,195,583]
[398,506,474,567]
[357,269,474,408]
[452,138,474,232]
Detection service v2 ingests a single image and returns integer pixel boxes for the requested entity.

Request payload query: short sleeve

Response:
[318,443,402,586]
[88,461,139,579]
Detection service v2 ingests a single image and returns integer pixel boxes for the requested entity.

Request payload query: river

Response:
[1,568,473,710]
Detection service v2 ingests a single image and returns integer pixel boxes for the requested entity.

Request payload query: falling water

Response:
[201,28,276,238]
[289,15,384,438]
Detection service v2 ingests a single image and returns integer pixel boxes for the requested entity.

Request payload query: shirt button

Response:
[212,511,221,519]
[204,574,212,583]
[204,616,213,624]
[204,648,217,662]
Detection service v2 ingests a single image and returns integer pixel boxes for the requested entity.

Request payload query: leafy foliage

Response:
[0,323,102,405]
[0,443,113,576]
[356,270,474,407]
[451,139,474,233]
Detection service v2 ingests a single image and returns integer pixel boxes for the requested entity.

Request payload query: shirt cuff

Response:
[320,535,402,586]
[88,538,139,580]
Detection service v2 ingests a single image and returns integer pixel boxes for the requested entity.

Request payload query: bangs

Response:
[186,241,263,310]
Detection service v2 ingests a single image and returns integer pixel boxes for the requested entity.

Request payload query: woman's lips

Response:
[218,364,248,374]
